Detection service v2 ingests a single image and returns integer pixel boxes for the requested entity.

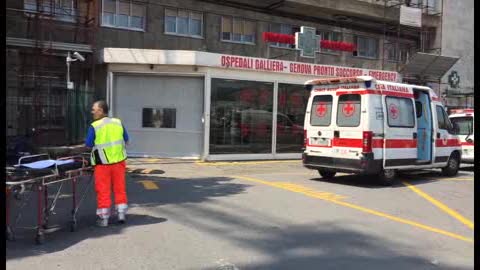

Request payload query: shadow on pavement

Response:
[459,166,474,171]
[159,201,471,270]
[6,214,167,260]
[127,176,251,207]
[6,175,250,260]
[309,174,392,189]
[308,168,474,188]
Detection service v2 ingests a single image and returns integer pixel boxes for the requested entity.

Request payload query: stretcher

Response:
[6,153,93,244]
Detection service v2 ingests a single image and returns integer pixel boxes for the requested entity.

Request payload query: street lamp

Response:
[66,51,85,90]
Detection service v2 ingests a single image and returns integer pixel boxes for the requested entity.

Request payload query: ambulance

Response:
[302,76,462,186]
[449,109,474,164]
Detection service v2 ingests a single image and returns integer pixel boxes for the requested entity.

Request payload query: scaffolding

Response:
[378,0,469,109]
[6,0,97,149]
[381,0,444,72]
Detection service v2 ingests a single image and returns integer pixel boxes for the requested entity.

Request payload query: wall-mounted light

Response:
[66,51,86,90]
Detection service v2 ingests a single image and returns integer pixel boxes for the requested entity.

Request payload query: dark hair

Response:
[94,100,109,115]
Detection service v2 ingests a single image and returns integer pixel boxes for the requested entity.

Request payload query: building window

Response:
[221,16,255,44]
[318,30,342,54]
[101,0,146,31]
[354,36,378,59]
[210,79,273,154]
[268,23,299,49]
[142,108,176,128]
[426,0,440,14]
[165,8,203,37]
[386,42,410,63]
[24,0,78,22]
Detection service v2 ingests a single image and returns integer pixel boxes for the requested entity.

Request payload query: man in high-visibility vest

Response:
[85,100,129,227]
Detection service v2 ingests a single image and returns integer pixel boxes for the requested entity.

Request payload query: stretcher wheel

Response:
[70,221,77,232]
[6,227,15,241]
[35,233,45,245]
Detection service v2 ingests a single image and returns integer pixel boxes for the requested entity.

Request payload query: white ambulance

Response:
[449,109,474,164]
[302,76,462,185]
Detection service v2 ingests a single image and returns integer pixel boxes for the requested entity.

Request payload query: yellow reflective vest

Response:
[90,117,127,165]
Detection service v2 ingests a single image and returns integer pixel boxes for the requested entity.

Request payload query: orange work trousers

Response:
[94,160,128,216]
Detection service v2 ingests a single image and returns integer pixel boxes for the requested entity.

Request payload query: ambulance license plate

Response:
[311,137,329,146]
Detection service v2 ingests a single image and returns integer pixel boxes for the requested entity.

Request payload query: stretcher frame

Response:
[6,153,93,245]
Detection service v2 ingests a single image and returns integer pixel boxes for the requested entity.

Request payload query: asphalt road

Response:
[6,160,474,270]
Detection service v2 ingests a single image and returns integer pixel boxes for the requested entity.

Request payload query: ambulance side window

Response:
[436,106,448,130]
[437,106,455,133]
[310,95,333,126]
[385,97,414,128]
[337,94,361,127]
[415,101,422,118]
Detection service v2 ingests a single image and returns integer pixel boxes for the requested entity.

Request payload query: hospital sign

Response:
[220,55,400,82]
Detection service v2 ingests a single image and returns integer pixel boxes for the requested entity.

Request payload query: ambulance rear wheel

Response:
[318,170,336,179]
[378,169,396,186]
[441,153,460,177]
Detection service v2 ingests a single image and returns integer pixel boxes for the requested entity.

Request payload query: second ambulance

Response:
[449,109,474,164]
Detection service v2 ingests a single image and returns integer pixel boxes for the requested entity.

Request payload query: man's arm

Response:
[85,126,95,148]
[123,125,129,145]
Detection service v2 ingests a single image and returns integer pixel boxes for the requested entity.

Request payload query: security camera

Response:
[73,52,85,62]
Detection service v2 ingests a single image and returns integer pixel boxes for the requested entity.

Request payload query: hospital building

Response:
[6,0,473,160]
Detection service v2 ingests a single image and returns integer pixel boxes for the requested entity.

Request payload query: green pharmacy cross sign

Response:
[295,26,320,58]
[448,71,460,88]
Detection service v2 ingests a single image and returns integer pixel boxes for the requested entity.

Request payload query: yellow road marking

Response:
[141,169,154,174]
[196,160,300,166]
[234,175,473,243]
[402,181,474,230]
[274,182,347,200]
[138,180,159,190]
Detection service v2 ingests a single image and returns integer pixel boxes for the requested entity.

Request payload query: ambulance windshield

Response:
[450,116,473,135]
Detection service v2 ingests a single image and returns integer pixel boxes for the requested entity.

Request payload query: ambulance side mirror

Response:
[305,85,313,92]
[465,125,473,141]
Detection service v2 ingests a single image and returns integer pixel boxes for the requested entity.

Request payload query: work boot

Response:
[96,216,109,227]
[117,212,126,224]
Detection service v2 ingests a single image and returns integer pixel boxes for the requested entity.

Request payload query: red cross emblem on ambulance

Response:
[316,102,327,117]
[389,103,399,119]
[342,102,355,117]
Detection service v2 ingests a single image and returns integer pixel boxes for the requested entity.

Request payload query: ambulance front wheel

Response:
[378,169,396,186]
[318,170,336,179]
[441,153,460,177]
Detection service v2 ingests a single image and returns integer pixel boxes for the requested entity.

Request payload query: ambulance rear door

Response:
[331,90,364,162]
[306,92,335,163]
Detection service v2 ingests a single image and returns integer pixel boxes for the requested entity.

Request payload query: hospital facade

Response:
[6,0,472,160]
